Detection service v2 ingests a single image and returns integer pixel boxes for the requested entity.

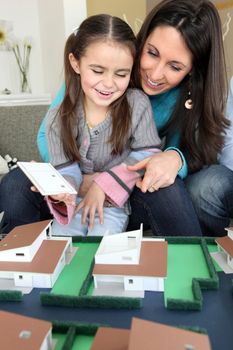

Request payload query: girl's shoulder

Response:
[126,88,151,106]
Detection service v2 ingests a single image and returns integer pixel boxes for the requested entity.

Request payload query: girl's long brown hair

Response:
[58,14,136,162]
[132,0,229,173]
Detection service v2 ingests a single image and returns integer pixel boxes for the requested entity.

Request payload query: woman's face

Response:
[140,25,193,95]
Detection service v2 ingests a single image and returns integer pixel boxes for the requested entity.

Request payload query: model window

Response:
[122,256,132,261]
[19,330,31,339]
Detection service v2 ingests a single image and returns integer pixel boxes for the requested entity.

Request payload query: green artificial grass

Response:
[71,335,94,350]
[53,332,94,350]
[52,321,102,350]
[53,333,66,350]
[164,238,219,310]
[165,243,210,300]
[51,243,99,296]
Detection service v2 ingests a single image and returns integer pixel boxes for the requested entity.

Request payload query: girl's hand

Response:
[127,150,182,192]
[31,186,75,206]
[79,173,100,197]
[47,193,76,206]
[76,182,105,229]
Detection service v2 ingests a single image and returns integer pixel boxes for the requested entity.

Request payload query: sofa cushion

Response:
[0,105,49,162]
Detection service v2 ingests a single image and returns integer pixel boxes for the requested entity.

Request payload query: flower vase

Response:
[20,70,31,93]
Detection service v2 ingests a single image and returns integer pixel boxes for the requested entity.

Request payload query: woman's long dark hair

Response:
[58,14,136,161]
[132,0,229,172]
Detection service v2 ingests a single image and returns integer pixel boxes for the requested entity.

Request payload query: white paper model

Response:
[214,227,233,271]
[93,225,167,294]
[18,162,77,195]
[0,220,73,289]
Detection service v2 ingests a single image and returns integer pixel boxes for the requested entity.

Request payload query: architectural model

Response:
[92,224,167,297]
[212,226,233,273]
[0,310,52,350]
[0,220,73,291]
[90,317,212,350]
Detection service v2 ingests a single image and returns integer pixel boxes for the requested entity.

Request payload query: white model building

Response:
[0,310,53,350]
[0,220,72,289]
[216,227,233,270]
[93,225,167,295]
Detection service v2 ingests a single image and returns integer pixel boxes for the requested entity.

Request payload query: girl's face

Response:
[140,25,193,95]
[70,40,133,111]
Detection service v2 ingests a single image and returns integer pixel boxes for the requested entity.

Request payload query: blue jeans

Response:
[0,168,52,233]
[185,164,233,236]
[127,177,202,236]
[0,168,202,236]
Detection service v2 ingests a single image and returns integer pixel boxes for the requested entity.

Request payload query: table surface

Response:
[0,271,232,350]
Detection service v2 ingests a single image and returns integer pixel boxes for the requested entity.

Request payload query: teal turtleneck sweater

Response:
[149,87,187,178]
[37,85,187,178]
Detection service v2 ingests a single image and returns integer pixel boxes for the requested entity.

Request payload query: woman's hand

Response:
[127,150,182,192]
[76,182,105,229]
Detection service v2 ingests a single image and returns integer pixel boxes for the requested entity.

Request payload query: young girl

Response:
[44,14,161,236]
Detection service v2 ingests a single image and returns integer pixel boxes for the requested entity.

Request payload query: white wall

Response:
[0,0,87,98]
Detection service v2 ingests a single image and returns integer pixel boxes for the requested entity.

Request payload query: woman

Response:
[0,0,228,236]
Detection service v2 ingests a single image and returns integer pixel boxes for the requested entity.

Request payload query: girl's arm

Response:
[39,102,82,226]
[94,90,161,207]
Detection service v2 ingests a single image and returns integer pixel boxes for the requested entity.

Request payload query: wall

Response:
[86,0,145,33]
[0,0,44,94]
[214,0,233,80]
[0,0,87,98]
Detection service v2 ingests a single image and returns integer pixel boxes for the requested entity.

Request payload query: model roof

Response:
[91,318,212,350]
[216,236,233,257]
[128,318,211,350]
[0,310,51,350]
[0,220,51,252]
[0,240,68,273]
[93,241,167,277]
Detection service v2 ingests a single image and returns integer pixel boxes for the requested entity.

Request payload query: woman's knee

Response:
[186,165,233,205]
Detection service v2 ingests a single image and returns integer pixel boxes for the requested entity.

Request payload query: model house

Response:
[90,317,212,350]
[93,225,167,295]
[0,220,72,289]
[216,226,233,270]
[0,310,52,350]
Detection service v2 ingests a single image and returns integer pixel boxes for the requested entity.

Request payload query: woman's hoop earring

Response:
[185,92,193,110]
[185,76,193,110]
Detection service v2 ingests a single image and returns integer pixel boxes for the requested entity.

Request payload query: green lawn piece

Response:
[165,244,210,301]
[164,238,219,310]
[53,333,66,350]
[71,335,94,350]
[51,243,99,295]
